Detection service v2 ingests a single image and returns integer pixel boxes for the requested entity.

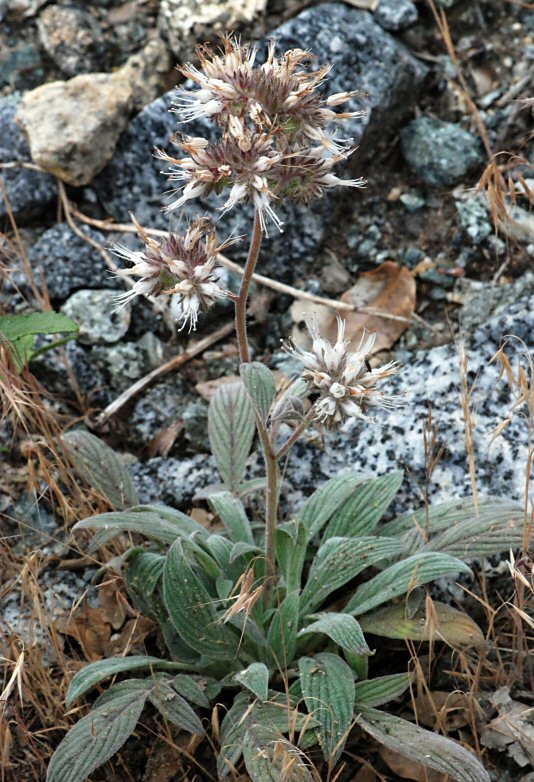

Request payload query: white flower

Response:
[284,317,403,428]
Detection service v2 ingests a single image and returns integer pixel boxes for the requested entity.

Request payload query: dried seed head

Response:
[114,216,237,331]
[283,317,403,428]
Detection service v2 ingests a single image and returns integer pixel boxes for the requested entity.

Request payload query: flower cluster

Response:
[158,36,366,232]
[285,318,402,428]
[114,217,236,331]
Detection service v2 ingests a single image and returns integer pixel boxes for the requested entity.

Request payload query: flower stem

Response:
[275,407,316,461]
[234,210,262,364]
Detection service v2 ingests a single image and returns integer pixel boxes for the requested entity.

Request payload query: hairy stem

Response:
[234,210,262,364]
[275,407,316,461]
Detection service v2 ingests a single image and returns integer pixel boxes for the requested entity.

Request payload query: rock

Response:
[93,4,427,283]
[91,340,152,391]
[183,400,210,452]
[128,453,216,509]
[32,339,112,406]
[401,116,484,188]
[456,197,492,244]
[60,288,131,345]
[130,380,189,446]
[158,0,267,58]
[119,38,171,112]
[374,0,417,31]
[457,273,534,330]
[15,71,132,186]
[24,224,120,301]
[0,43,44,91]
[400,190,425,211]
[37,5,107,76]
[0,93,57,222]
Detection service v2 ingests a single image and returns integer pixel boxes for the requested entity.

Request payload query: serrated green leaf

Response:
[324,471,403,540]
[148,676,204,734]
[299,472,368,538]
[243,723,314,782]
[240,362,277,422]
[357,707,490,782]
[66,656,184,707]
[298,613,371,656]
[208,381,255,492]
[299,653,355,764]
[353,672,413,708]
[234,663,269,701]
[47,689,148,782]
[346,552,472,616]
[125,550,164,598]
[359,602,485,647]
[276,519,308,594]
[301,537,403,615]
[208,492,253,544]
[162,540,240,661]
[62,430,138,510]
[267,591,299,666]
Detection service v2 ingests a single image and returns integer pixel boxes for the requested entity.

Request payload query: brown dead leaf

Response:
[380,746,451,782]
[413,691,471,731]
[190,507,216,530]
[105,616,154,657]
[195,375,241,401]
[290,261,415,354]
[98,579,127,630]
[352,766,378,782]
[146,419,183,458]
[56,605,111,660]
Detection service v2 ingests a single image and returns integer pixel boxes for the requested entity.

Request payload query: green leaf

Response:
[276,519,308,594]
[324,471,403,540]
[125,551,165,597]
[426,502,526,558]
[162,540,240,660]
[346,552,472,616]
[148,676,204,734]
[172,674,216,708]
[229,541,263,564]
[234,663,269,701]
[357,707,490,782]
[243,723,314,782]
[267,591,299,666]
[298,613,371,656]
[208,381,255,492]
[299,472,368,538]
[240,362,277,422]
[353,672,413,708]
[1,311,79,372]
[66,656,183,707]
[47,689,148,782]
[62,431,138,510]
[359,602,485,648]
[208,492,254,544]
[93,679,150,708]
[301,537,403,615]
[299,652,355,764]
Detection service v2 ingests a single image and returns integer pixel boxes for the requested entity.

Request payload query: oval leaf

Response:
[234,663,269,702]
[240,362,277,422]
[298,613,371,656]
[299,472,368,538]
[208,381,255,492]
[325,471,403,539]
[267,591,299,666]
[354,672,414,708]
[208,492,254,544]
[148,676,204,735]
[243,723,314,782]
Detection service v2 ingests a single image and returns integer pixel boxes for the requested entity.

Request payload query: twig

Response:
[93,320,234,429]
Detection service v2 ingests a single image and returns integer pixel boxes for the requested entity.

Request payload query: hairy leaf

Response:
[276,519,308,594]
[346,552,471,616]
[47,689,148,782]
[299,653,355,764]
[357,707,490,782]
[208,381,255,492]
[301,537,403,615]
[163,540,240,660]
[234,663,269,701]
[63,430,138,510]
[240,362,277,422]
[125,550,165,597]
[360,602,485,648]
[299,472,367,538]
[325,471,403,539]
[208,492,254,544]
[353,672,413,708]
[229,541,263,564]
[148,676,204,734]
[66,656,184,707]
[298,613,371,656]
[0,311,79,371]
[243,723,315,782]
[267,591,299,666]
[171,674,212,708]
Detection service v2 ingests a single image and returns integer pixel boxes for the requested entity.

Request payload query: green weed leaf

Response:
[298,613,371,656]
[240,362,277,422]
[208,381,255,492]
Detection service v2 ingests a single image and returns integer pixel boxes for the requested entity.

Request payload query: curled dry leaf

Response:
[55,606,112,661]
[413,690,471,731]
[290,261,415,354]
[380,746,452,782]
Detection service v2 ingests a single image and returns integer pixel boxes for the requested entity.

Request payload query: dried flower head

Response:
[284,318,402,428]
[114,215,236,331]
[158,36,366,232]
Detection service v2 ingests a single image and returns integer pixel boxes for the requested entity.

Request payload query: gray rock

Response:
[374,0,418,31]
[61,288,131,345]
[24,224,120,301]
[183,400,210,452]
[401,116,484,188]
[0,93,57,222]
[0,43,45,91]
[456,197,492,244]
[92,3,427,283]
[31,339,112,406]
[458,273,534,330]
[128,453,216,509]
[91,339,152,391]
[130,380,189,446]
[37,5,107,76]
